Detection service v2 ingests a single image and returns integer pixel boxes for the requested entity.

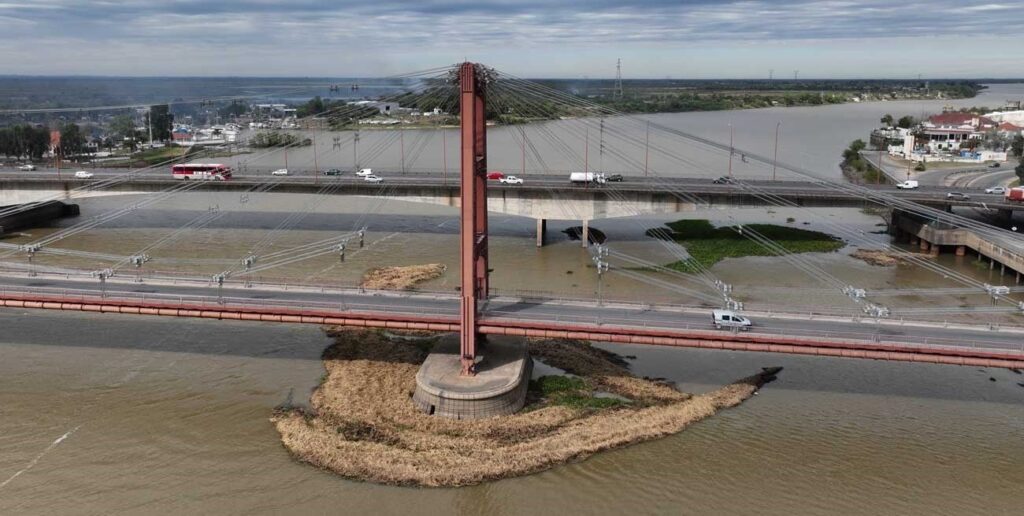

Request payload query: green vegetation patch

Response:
[646,219,844,272]
[529,375,625,410]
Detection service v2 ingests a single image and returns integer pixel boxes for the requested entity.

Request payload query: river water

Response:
[2,86,1024,514]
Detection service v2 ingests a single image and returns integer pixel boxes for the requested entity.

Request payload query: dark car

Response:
[712,176,736,184]
[989,162,1000,168]
[945,192,970,201]
[606,174,624,182]
[324,168,343,176]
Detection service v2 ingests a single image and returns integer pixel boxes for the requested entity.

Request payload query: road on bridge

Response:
[0,273,1020,356]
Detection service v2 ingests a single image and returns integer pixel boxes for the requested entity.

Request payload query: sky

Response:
[0,0,1022,78]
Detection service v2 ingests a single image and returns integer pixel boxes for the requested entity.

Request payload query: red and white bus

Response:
[172,163,232,180]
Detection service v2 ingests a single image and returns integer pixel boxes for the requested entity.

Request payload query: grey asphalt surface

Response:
[0,274,1021,354]
[2,167,1021,210]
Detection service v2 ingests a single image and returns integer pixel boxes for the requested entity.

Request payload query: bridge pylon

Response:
[459,62,489,376]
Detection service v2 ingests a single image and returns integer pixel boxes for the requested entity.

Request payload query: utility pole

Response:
[520,126,526,177]
[312,135,319,185]
[614,58,623,99]
[442,129,447,185]
[353,130,360,170]
[769,69,774,83]
[772,122,780,181]
[400,130,405,174]
[644,121,650,177]
[148,109,153,148]
[793,70,799,81]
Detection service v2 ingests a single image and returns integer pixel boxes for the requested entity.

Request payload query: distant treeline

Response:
[0,123,88,160]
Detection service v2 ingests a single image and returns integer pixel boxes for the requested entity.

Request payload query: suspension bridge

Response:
[2,62,1023,371]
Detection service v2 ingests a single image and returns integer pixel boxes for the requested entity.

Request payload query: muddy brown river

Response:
[0,309,1022,514]
[2,87,1024,513]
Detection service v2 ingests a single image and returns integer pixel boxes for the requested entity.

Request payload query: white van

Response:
[712,309,752,330]
[896,180,919,189]
[356,168,373,177]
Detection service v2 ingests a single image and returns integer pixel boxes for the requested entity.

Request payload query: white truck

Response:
[569,172,606,184]
[895,180,919,189]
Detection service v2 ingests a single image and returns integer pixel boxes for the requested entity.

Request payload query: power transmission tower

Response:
[613,58,624,99]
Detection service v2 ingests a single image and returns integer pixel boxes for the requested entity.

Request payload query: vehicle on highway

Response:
[895,180,919,189]
[1007,187,1024,202]
[73,170,94,179]
[711,309,752,330]
[173,163,231,180]
[985,186,1007,195]
[945,192,970,200]
[17,164,36,171]
[363,174,384,183]
[712,176,736,184]
[356,168,373,177]
[271,168,289,176]
[989,162,1001,168]
[569,172,606,184]
[487,171,505,180]
[500,175,524,185]
[324,168,343,176]
[606,174,624,182]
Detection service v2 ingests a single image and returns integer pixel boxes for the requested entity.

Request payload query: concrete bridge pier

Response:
[581,219,589,248]
[536,218,547,247]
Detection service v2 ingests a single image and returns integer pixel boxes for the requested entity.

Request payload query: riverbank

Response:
[271,329,778,487]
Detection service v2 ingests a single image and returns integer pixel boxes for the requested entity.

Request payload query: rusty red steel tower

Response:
[459,62,489,375]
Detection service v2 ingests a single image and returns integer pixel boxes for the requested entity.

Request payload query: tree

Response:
[219,101,248,118]
[59,123,86,157]
[109,114,136,139]
[297,96,326,118]
[148,104,173,141]
[1012,134,1023,158]
[897,115,916,129]
[1016,158,1024,184]
[880,114,894,126]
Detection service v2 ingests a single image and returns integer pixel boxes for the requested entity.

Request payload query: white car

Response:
[711,309,752,330]
[356,168,373,177]
[271,168,289,176]
[17,164,36,171]
[363,174,384,183]
[985,186,1007,195]
[500,175,524,185]
[74,170,94,179]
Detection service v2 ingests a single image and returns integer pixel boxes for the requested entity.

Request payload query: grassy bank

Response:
[272,330,778,487]
[647,219,844,272]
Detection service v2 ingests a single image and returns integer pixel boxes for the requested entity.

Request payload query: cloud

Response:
[0,0,1020,76]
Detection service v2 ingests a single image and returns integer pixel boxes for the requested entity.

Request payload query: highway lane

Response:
[1,167,1019,209]
[0,274,1021,354]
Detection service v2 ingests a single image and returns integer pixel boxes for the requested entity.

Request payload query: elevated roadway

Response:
[0,273,1021,369]
[1,169,1021,217]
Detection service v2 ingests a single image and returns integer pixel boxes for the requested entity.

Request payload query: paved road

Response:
[0,274,1020,354]
[1,167,1020,211]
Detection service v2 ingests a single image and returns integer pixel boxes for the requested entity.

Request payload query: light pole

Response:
[772,122,781,181]
[728,124,734,178]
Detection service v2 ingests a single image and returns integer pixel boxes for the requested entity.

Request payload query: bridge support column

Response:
[930,244,940,257]
[955,245,966,256]
[581,219,589,248]
[536,218,547,247]
[919,239,929,252]
[910,236,919,246]
[457,62,489,376]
